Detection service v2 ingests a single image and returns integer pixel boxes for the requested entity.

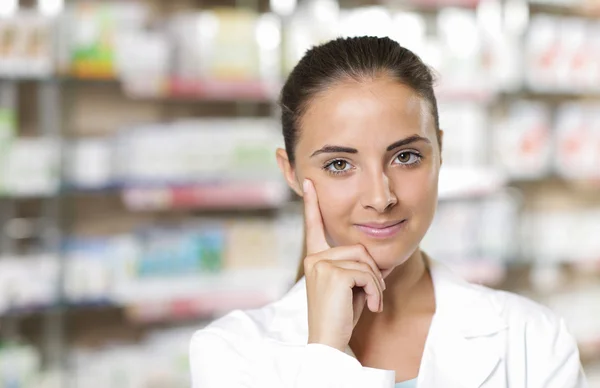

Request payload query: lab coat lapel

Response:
[419,263,508,388]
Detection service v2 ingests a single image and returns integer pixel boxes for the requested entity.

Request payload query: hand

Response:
[302,179,386,352]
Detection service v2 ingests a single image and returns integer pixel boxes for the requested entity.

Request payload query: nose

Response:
[360,170,398,213]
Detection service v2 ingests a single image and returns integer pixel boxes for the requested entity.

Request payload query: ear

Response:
[437,129,444,166]
[276,148,303,197]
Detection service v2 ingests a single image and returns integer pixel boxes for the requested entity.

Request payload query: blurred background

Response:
[0,0,598,386]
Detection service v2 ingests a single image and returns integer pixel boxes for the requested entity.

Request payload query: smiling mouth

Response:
[354,219,407,239]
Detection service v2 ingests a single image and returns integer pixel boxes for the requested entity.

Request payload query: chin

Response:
[362,242,414,270]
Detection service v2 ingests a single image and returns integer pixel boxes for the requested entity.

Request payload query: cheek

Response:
[393,168,439,213]
[313,178,358,242]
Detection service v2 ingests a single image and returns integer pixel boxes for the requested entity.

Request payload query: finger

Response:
[352,288,367,327]
[303,179,329,255]
[319,245,385,289]
[343,268,383,313]
[331,260,384,302]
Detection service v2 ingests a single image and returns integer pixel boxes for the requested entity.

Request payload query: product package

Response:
[0,342,42,388]
[492,101,553,179]
[116,119,282,186]
[553,103,600,180]
[3,138,60,196]
[421,191,519,286]
[0,12,54,78]
[167,8,281,99]
[283,0,339,74]
[526,16,600,93]
[62,2,148,78]
[63,237,118,304]
[0,106,16,195]
[66,138,115,190]
[438,102,488,168]
[0,255,59,313]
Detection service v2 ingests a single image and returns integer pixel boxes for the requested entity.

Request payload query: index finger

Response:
[303,179,330,255]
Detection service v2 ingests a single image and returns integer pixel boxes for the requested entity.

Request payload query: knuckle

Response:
[303,255,314,272]
[312,259,331,274]
[330,266,346,281]
[357,262,370,272]
[354,244,368,257]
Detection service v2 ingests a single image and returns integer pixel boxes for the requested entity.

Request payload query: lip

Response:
[354,219,407,239]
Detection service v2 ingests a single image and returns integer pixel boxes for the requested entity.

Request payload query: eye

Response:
[324,159,353,175]
[394,151,422,166]
[331,160,348,171]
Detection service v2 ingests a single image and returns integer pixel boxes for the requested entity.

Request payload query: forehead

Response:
[298,77,435,151]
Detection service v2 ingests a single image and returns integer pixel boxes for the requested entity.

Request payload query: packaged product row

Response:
[0,118,283,197]
[5,2,600,98]
[0,326,194,388]
[0,216,303,314]
[421,190,521,286]
[0,12,54,78]
[0,2,534,98]
[119,3,522,98]
[523,208,600,265]
[493,101,600,180]
[526,15,600,93]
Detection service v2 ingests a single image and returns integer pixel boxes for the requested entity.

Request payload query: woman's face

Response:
[277,76,442,273]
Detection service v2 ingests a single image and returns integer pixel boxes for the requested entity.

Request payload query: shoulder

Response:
[188,305,282,387]
[189,281,310,387]
[473,287,586,385]
[190,278,308,354]
[190,303,278,354]
[478,285,564,329]
[432,262,564,331]
[460,279,565,333]
[473,284,580,353]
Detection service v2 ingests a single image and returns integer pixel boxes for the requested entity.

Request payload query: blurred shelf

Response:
[97,268,294,324]
[125,290,277,324]
[502,90,600,101]
[528,1,600,17]
[0,193,58,199]
[123,77,280,103]
[1,268,295,324]
[0,75,280,103]
[122,181,290,211]
[404,0,480,8]
[447,260,507,287]
[435,86,496,103]
[438,166,507,200]
[340,0,481,10]
[122,269,294,323]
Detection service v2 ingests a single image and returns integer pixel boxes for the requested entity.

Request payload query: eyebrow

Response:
[310,135,431,157]
[386,135,431,152]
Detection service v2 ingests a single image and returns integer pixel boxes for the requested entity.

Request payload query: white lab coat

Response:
[189,261,588,387]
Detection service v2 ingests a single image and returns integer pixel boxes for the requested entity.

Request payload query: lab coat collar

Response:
[420,260,508,387]
[267,259,508,387]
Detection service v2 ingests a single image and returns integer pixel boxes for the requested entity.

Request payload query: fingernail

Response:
[381,277,386,290]
[303,179,309,193]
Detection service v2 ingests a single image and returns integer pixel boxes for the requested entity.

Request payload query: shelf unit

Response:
[0,0,598,386]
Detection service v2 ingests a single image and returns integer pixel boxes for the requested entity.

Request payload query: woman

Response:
[189,36,587,387]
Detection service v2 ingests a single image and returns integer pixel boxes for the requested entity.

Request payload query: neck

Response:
[349,249,434,357]
[380,249,431,319]
[373,249,433,322]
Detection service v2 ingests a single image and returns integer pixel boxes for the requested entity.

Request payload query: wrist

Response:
[308,336,347,353]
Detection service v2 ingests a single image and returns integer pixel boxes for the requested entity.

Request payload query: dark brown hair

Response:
[278,36,441,282]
